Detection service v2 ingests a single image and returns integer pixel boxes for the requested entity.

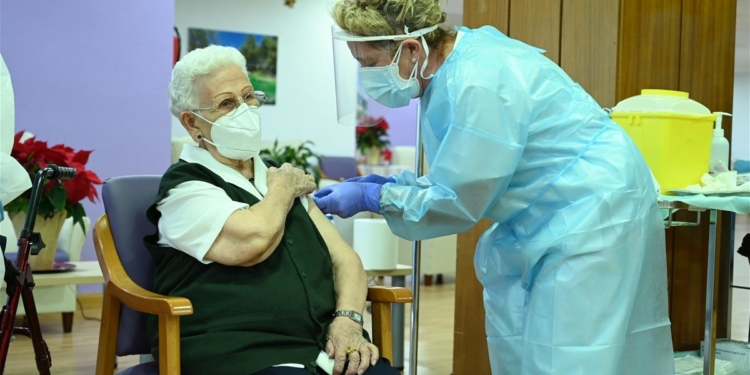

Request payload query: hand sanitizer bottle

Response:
[709,112,731,174]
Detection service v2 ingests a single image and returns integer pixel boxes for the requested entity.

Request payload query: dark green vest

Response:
[144,160,336,375]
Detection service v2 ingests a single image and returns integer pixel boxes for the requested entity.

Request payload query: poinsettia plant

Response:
[4,131,102,233]
[356,116,390,155]
[382,148,392,164]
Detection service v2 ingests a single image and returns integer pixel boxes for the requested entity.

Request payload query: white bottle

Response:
[709,112,732,174]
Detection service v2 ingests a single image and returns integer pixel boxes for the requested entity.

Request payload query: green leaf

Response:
[284,147,295,161]
[47,185,67,212]
[5,196,30,215]
[37,197,56,218]
[66,203,87,234]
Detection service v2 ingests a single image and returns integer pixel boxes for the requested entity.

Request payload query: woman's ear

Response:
[403,39,422,59]
[180,111,202,143]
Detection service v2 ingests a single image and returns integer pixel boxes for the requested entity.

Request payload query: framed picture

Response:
[188,27,278,105]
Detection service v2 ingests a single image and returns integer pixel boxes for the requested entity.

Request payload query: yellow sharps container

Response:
[611,89,716,194]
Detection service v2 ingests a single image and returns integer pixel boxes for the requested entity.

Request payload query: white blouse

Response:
[155,144,308,263]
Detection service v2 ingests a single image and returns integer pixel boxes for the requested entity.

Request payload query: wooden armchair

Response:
[92,175,412,375]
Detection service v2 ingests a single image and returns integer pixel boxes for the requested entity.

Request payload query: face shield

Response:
[331,24,437,127]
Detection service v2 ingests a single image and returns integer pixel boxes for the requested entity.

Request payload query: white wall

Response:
[732,73,749,163]
[174,0,355,156]
[441,0,464,27]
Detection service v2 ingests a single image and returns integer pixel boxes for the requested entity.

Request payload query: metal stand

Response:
[704,210,718,375]
[408,103,423,375]
[0,165,76,374]
[659,200,718,375]
[391,276,406,370]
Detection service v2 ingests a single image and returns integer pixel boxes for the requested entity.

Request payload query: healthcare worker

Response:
[315,1,675,374]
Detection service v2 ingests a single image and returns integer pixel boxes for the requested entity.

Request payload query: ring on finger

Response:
[346,346,357,355]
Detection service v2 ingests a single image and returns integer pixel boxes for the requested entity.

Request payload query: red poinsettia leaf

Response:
[65,160,85,173]
[62,177,88,203]
[84,169,103,184]
[9,132,100,209]
[40,148,69,166]
[50,144,76,164]
[72,149,92,165]
[13,131,24,144]
[43,180,57,192]
[382,149,392,161]
[87,185,100,202]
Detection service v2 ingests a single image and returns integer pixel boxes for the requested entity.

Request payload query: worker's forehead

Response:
[347,42,391,64]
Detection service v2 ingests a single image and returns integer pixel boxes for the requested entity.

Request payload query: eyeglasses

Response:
[193,90,267,116]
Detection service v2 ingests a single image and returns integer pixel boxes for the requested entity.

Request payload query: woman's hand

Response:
[326,318,379,375]
[267,163,317,198]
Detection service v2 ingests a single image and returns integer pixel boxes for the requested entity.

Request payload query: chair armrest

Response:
[106,275,192,317]
[366,286,412,303]
[367,286,411,361]
[93,214,193,317]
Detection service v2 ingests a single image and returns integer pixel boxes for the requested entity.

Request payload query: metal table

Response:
[659,200,719,375]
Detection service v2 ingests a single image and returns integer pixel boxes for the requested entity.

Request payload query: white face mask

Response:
[193,104,261,161]
[359,36,434,109]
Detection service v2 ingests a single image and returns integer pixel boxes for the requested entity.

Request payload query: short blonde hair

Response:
[169,45,247,118]
[332,0,449,49]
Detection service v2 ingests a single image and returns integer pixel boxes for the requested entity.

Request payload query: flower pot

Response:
[364,147,382,165]
[9,211,67,271]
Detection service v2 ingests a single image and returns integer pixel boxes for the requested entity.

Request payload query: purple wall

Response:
[365,96,419,147]
[1,1,174,292]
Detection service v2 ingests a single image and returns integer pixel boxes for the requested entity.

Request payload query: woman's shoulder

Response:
[446,27,556,92]
[455,26,548,67]
[159,160,224,191]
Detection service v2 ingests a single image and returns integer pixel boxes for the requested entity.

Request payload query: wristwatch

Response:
[334,310,364,325]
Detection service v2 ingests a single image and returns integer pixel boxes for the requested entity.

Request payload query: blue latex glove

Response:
[313,182,382,218]
[344,174,396,185]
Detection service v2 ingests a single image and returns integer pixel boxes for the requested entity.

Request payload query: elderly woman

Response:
[143,45,398,375]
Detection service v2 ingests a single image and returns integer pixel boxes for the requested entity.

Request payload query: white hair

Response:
[169,45,247,117]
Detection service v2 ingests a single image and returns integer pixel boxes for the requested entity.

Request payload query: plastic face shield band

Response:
[331,25,438,127]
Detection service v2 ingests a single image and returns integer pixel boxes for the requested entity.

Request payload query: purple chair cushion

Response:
[4,248,69,264]
[101,175,162,357]
[117,361,158,375]
[320,156,359,181]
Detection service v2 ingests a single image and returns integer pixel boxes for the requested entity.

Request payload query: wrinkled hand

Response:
[267,163,317,198]
[344,174,395,185]
[326,318,378,375]
[313,182,381,218]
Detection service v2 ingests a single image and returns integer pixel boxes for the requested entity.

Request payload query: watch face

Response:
[337,310,363,323]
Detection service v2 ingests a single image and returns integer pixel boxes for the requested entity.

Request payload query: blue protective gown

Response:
[380,26,675,374]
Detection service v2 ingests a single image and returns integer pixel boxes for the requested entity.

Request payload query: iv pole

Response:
[408,102,423,375]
